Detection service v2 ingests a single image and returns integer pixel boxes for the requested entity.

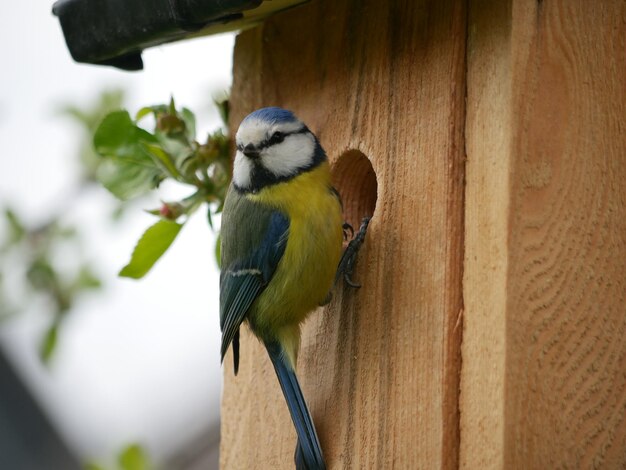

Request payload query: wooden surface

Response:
[221,0,626,468]
[221,0,467,468]
[462,0,626,469]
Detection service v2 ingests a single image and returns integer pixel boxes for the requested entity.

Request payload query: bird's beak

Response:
[243,144,260,159]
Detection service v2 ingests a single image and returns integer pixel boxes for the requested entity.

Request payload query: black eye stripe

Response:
[237,127,309,153]
[258,127,309,150]
[268,131,285,146]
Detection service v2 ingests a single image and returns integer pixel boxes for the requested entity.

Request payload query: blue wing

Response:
[219,210,289,373]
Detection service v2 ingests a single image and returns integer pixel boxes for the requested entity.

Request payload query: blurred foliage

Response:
[60,89,126,182]
[59,89,140,221]
[0,208,103,362]
[85,443,153,470]
[93,97,231,279]
[0,90,229,466]
[0,91,230,362]
[0,90,127,363]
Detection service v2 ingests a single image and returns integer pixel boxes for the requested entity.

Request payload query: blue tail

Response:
[265,342,326,470]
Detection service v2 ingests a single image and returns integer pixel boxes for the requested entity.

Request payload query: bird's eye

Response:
[269,131,285,145]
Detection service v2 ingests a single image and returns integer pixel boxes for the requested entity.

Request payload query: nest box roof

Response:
[52,0,306,70]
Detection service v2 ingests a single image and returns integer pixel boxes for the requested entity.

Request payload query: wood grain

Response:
[462,0,626,468]
[221,0,467,468]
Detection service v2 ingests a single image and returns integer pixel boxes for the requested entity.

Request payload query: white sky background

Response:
[0,1,234,466]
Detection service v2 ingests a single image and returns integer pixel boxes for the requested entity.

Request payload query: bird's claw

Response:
[342,222,354,241]
[343,274,361,289]
[336,216,371,288]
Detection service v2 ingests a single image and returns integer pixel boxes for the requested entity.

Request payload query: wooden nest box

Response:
[55,0,626,468]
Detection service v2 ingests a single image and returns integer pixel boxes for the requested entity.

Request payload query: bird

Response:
[219,107,366,470]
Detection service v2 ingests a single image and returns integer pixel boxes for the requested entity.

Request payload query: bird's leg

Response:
[320,222,360,307]
[335,216,371,288]
[319,291,333,306]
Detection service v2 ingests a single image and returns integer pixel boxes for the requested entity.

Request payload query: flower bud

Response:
[157,113,185,135]
[159,202,184,220]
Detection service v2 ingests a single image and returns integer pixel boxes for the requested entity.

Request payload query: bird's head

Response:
[233,107,325,192]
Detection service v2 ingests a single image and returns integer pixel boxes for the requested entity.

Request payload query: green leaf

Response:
[40,322,59,363]
[135,107,154,122]
[96,160,163,201]
[141,143,181,180]
[135,105,168,122]
[94,111,164,200]
[155,132,192,166]
[118,444,150,470]
[119,220,183,279]
[111,202,127,221]
[206,206,214,230]
[4,208,25,244]
[214,95,229,127]
[74,266,102,291]
[27,258,57,291]
[94,110,157,158]
[181,107,196,141]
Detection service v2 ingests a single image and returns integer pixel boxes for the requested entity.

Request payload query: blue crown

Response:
[242,107,298,124]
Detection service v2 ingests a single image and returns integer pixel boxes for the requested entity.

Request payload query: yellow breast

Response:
[245,162,343,355]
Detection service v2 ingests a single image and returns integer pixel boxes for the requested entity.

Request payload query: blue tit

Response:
[220,107,344,470]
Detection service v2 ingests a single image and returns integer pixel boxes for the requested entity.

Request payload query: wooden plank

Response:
[462,0,626,468]
[460,1,512,468]
[221,0,467,468]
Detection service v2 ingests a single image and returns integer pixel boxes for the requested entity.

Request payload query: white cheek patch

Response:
[232,151,253,188]
[261,133,316,177]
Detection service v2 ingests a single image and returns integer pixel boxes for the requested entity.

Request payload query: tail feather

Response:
[295,441,311,470]
[233,330,240,375]
[265,342,326,470]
